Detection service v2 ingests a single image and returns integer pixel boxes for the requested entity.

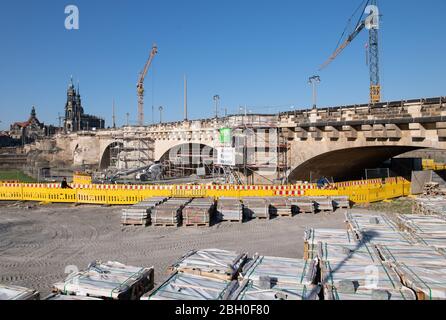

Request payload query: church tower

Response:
[64,77,81,132]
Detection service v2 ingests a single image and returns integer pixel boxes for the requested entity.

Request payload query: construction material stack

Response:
[413,196,446,216]
[183,198,215,227]
[217,197,243,222]
[242,197,270,219]
[52,260,154,300]
[289,197,315,214]
[152,198,191,227]
[269,197,294,217]
[233,255,320,300]
[121,197,167,226]
[144,249,247,300]
[0,284,40,300]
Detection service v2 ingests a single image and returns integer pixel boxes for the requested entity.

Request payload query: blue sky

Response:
[0,0,445,129]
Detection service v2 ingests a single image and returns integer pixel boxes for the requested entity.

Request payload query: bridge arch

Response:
[158,142,217,177]
[288,146,426,183]
[99,141,124,170]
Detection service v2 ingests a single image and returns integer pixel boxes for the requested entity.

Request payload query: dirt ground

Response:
[0,201,351,297]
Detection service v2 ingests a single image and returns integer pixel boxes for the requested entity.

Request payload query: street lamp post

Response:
[213,95,220,119]
[308,75,321,109]
[159,106,164,124]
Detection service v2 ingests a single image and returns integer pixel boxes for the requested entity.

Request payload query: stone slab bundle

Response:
[121,196,167,226]
[397,214,446,249]
[288,197,315,214]
[325,286,416,300]
[239,255,318,287]
[331,196,350,209]
[0,284,40,300]
[232,280,320,300]
[152,198,191,226]
[316,242,380,265]
[183,198,215,226]
[321,260,403,292]
[242,197,270,219]
[376,244,446,268]
[313,197,334,212]
[168,249,248,281]
[390,263,446,300]
[53,260,154,300]
[268,197,293,217]
[44,293,102,300]
[142,272,238,300]
[304,228,357,260]
[217,198,243,222]
[413,196,446,216]
[346,212,414,246]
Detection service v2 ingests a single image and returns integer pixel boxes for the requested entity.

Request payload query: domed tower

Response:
[64,77,81,132]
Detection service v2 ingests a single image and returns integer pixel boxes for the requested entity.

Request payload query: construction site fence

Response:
[0,177,411,205]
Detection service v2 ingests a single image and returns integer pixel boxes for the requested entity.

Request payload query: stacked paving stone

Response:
[217,197,244,222]
[413,196,446,216]
[0,284,40,300]
[121,197,167,226]
[242,198,270,219]
[269,197,294,217]
[182,198,215,226]
[152,198,192,226]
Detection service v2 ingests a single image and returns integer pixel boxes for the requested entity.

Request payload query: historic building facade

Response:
[9,106,49,143]
[63,79,105,132]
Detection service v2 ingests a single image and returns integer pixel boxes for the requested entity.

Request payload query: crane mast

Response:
[320,0,381,104]
[137,44,158,126]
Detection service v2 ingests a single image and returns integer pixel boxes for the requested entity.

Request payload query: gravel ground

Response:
[0,201,349,297]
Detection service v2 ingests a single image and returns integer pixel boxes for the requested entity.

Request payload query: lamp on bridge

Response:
[308,75,321,110]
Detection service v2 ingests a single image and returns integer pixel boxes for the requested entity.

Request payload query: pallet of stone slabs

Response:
[183,207,212,225]
[142,272,238,300]
[239,255,318,287]
[242,198,270,219]
[53,261,154,300]
[288,198,315,214]
[231,279,320,300]
[217,199,243,221]
[397,214,446,235]
[152,207,181,226]
[391,263,446,300]
[168,248,248,281]
[317,242,381,265]
[331,196,351,209]
[320,260,403,291]
[324,284,416,300]
[44,293,103,300]
[121,218,150,226]
[0,284,40,300]
[269,198,293,216]
[376,244,446,268]
[304,228,358,260]
[312,197,334,212]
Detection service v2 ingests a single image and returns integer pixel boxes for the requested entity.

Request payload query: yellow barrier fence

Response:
[0,178,411,205]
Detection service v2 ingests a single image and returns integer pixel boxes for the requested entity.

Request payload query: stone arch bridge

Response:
[26,96,446,183]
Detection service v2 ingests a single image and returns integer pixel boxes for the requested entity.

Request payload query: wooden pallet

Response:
[277,213,293,217]
[254,216,270,220]
[153,223,179,227]
[184,223,210,227]
[121,223,148,227]
[174,267,235,281]
[222,219,243,223]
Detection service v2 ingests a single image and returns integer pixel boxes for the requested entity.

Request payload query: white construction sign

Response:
[216,147,236,166]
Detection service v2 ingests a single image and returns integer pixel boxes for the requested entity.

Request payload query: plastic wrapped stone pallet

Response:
[376,244,446,268]
[44,293,102,300]
[268,197,294,217]
[0,284,40,300]
[142,272,238,300]
[151,198,191,226]
[320,260,403,291]
[242,197,270,219]
[346,212,414,246]
[316,242,380,264]
[324,286,417,300]
[232,279,320,300]
[239,255,318,287]
[52,261,154,300]
[391,263,446,300]
[217,198,243,222]
[413,196,446,216]
[183,198,215,226]
[168,249,248,281]
[313,197,334,212]
[304,228,358,260]
[397,215,446,249]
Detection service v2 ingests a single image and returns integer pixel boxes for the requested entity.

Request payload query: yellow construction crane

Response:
[137,44,158,126]
[320,0,381,104]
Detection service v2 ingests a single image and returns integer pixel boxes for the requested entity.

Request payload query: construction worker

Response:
[61,178,72,189]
